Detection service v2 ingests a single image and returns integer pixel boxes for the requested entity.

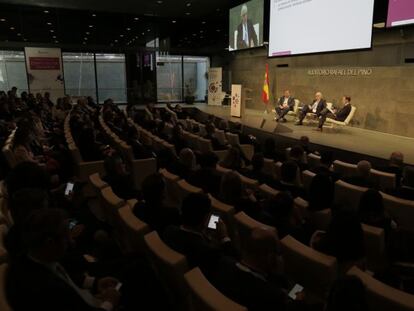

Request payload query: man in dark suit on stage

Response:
[236,4,258,50]
[275,90,295,122]
[316,96,352,131]
[296,91,326,125]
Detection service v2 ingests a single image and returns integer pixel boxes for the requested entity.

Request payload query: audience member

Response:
[344,160,377,188]
[308,174,335,211]
[262,137,285,162]
[273,161,306,199]
[388,166,414,200]
[380,151,404,188]
[188,151,222,196]
[133,173,180,233]
[289,145,308,171]
[240,153,275,185]
[219,146,243,171]
[169,148,196,180]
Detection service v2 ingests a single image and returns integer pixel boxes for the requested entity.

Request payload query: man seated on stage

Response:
[275,90,295,122]
[316,96,352,131]
[296,91,326,125]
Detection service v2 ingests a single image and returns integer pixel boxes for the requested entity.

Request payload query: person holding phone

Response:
[212,228,308,311]
[163,193,235,276]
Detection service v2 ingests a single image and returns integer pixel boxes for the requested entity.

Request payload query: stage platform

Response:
[182,103,414,165]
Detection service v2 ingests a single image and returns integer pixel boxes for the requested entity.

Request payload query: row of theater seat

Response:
[86,168,413,311]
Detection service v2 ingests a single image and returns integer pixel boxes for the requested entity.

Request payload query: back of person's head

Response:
[218,119,228,131]
[320,150,334,167]
[251,153,264,171]
[6,162,50,198]
[327,210,364,262]
[199,151,219,169]
[22,208,68,260]
[243,227,282,275]
[220,147,241,169]
[300,136,309,146]
[265,191,294,221]
[104,152,125,177]
[142,173,165,204]
[389,151,404,168]
[289,145,304,160]
[326,276,368,311]
[402,166,414,188]
[172,123,183,137]
[205,122,215,135]
[281,161,298,183]
[13,126,31,146]
[181,193,211,228]
[9,188,49,225]
[357,160,372,178]
[220,171,242,204]
[309,174,334,210]
[179,148,196,169]
[358,189,384,219]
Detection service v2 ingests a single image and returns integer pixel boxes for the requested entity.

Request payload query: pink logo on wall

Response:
[29,57,61,70]
[387,0,414,27]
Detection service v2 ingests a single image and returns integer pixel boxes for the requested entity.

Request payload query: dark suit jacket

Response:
[277,96,295,110]
[335,104,352,122]
[133,201,180,233]
[7,256,104,311]
[236,19,258,50]
[310,99,327,116]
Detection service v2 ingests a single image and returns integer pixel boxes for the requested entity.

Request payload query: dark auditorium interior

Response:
[1,0,414,310]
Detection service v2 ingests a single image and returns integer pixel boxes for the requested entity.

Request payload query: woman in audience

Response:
[170,123,188,153]
[13,126,44,165]
[313,210,365,271]
[359,189,393,235]
[188,151,222,196]
[204,122,227,150]
[169,148,196,180]
[308,174,335,211]
[77,127,105,162]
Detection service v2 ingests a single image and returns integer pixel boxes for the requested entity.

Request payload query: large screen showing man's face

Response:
[229,0,264,51]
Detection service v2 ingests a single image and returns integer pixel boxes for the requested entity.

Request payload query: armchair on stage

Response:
[272,99,301,119]
[300,103,357,130]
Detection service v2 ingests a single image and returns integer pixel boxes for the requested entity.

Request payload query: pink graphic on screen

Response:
[387,0,414,27]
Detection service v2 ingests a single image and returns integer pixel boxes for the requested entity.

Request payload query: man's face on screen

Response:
[242,14,248,23]
[315,93,322,101]
[284,90,290,98]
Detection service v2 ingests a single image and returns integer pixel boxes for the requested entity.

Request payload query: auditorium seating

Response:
[234,212,277,249]
[117,204,151,254]
[334,180,368,211]
[308,208,332,231]
[144,231,190,309]
[307,153,321,169]
[371,169,396,191]
[176,180,203,206]
[333,160,358,177]
[262,158,277,179]
[380,192,414,234]
[184,267,247,311]
[302,170,316,192]
[348,266,414,311]
[100,186,126,227]
[361,224,386,271]
[281,235,338,299]
[214,129,228,146]
[159,168,181,207]
[258,183,279,198]
[236,172,259,190]
[0,264,12,311]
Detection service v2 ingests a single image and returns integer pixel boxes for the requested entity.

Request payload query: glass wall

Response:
[0,50,28,94]
[156,55,183,102]
[96,53,127,103]
[156,54,209,103]
[62,52,96,101]
[183,56,209,102]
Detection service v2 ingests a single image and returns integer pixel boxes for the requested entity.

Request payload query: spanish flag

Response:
[262,64,270,104]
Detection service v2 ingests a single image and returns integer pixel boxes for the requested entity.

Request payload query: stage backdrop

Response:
[24,47,65,101]
[274,66,414,137]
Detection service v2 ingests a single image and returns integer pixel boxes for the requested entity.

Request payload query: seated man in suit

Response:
[296,91,326,125]
[7,208,120,311]
[275,90,295,122]
[317,96,352,131]
[388,166,414,200]
[212,228,306,311]
[236,4,258,50]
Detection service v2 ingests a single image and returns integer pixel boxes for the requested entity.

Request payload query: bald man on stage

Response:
[296,91,326,125]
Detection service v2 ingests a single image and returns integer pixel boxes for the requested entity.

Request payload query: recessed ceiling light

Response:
[9,26,14,30]
[185,12,191,15]
[126,27,131,31]
[44,10,49,13]
[142,32,145,35]
[0,18,6,22]
[120,34,124,37]
[157,0,163,3]
[114,39,118,42]
[84,37,88,40]
[135,35,138,38]
[134,17,139,21]
[86,31,90,35]
[17,33,21,36]
[88,25,94,28]
[147,29,150,32]
[54,40,59,43]
[53,35,56,38]
[186,2,191,7]
[83,42,86,45]
[200,30,203,33]
[23,38,27,41]
[92,13,96,17]
[192,33,196,36]
[216,29,221,32]
[50,29,54,33]
[172,20,177,23]
[202,21,206,24]
[47,22,52,26]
